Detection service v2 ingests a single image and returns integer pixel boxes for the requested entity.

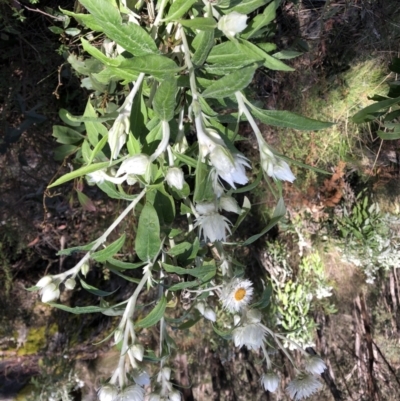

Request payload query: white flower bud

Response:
[41,283,60,303]
[98,384,118,401]
[218,12,247,38]
[131,344,144,361]
[64,278,76,290]
[36,276,53,288]
[203,307,216,322]
[81,262,90,277]
[261,372,280,393]
[108,113,130,160]
[166,167,185,190]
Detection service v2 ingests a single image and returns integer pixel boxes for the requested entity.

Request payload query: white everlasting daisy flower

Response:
[261,372,280,393]
[220,278,254,313]
[305,356,326,375]
[98,384,118,401]
[195,202,232,242]
[286,373,322,400]
[195,302,216,322]
[117,385,145,401]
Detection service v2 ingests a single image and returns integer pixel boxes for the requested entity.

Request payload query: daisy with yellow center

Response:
[220,278,254,313]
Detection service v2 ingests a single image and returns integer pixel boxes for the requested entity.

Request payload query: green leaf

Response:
[48,303,111,314]
[53,126,85,144]
[83,100,109,146]
[164,0,197,22]
[352,96,400,123]
[250,106,333,130]
[79,278,118,297]
[172,151,197,168]
[135,202,161,262]
[79,0,158,56]
[192,30,215,67]
[377,129,400,140]
[153,186,176,225]
[49,26,65,34]
[97,181,138,200]
[252,283,273,309]
[239,39,294,71]
[201,65,257,98]
[61,8,104,31]
[242,198,286,245]
[92,234,126,262]
[48,161,111,188]
[76,190,96,212]
[153,77,177,122]
[212,325,232,340]
[136,296,167,328]
[162,263,216,279]
[57,241,96,256]
[65,27,81,36]
[241,1,276,40]
[107,266,140,283]
[88,133,108,164]
[179,17,216,31]
[119,55,181,79]
[230,0,269,14]
[168,280,199,291]
[193,157,215,203]
[273,50,303,60]
[168,242,191,256]
[81,38,120,67]
[107,257,146,270]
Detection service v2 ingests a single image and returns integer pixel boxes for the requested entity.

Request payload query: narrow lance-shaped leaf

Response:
[230,0,270,15]
[242,198,286,246]
[92,234,126,262]
[192,30,215,67]
[79,0,158,56]
[250,106,333,130]
[119,56,181,79]
[136,296,167,328]
[153,77,177,122]
[164,0,197,22]
[135,202,161,262]
[201,65,257,99]
[178,17,217,31]
[352,95,400,123]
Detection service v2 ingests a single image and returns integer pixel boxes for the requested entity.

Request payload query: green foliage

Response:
[352,58,400,140]
[335,192,400,284]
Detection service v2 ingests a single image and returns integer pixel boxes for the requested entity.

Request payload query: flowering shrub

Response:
[31,0,334,400]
